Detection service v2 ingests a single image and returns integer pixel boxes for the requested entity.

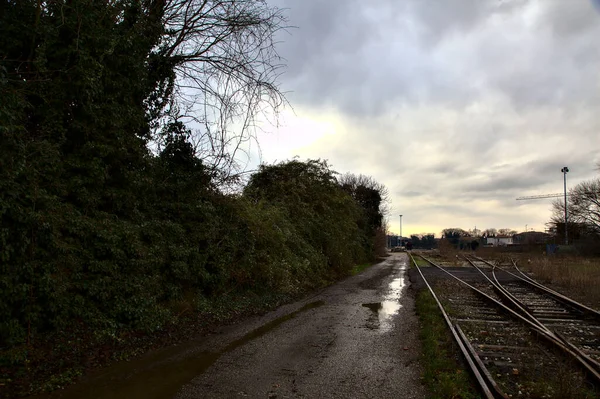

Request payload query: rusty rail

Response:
[408,253,504,399]
[416,254,600,386]
[466,255,600,373]
[474,255,600,319]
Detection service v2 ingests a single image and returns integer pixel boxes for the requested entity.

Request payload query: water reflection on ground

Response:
[362,263,406,332]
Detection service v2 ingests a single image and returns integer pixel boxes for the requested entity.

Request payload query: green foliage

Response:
[410,234,437,249]
[0,1,389,394]
[338,173,388,256]
[350,263,372,275]
[339,174,385,233]
[244,159,370,276]
[1,0,182,348]
[441,228,471,248]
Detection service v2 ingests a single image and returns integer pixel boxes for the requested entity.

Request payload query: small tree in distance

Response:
[338,173,390,256]
[482,228,498,237]
[498,228,518,236]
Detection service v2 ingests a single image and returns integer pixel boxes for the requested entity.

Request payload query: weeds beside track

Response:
[411,252,599,398]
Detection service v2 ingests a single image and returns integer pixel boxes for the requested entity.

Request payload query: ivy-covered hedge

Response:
[0,2,385,392]
[0,159,375,347]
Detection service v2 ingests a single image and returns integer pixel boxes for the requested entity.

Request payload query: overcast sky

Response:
[252,0,600,237]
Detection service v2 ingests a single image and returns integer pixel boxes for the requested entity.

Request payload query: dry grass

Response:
[434,247,600,309]
[435,241,467,266]
[437,240,459,258]
[516,255,600,308]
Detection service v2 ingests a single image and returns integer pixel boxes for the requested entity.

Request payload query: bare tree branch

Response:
[149,0,290,186]
[550,178,600,235]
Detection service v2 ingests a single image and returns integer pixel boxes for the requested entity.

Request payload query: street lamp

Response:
[399,215,403,242]
[561,166,569,245]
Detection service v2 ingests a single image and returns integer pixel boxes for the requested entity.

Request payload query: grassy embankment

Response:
[415,289,482,399]
[410,254,430,268]
[516,254,600,308]
[0,159,386,397]
[409,251,481,398]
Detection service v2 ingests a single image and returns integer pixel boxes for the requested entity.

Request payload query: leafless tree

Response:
[482,228,498,237]
[497,228,517,236]
[337,173,391,217]
[468,228,482,237]
[551,178,600,234]
[151,0,290,185]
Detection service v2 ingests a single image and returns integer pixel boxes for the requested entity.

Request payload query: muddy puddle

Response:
[33,301,324,399]
[363,264,406,332]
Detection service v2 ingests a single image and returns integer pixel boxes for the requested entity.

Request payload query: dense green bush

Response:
[0,153,383,348]
[0,1,386,358]
[244,159,371,276]
[0,156,384,348]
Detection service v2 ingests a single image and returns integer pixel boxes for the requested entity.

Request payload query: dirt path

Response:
[41,253,425,399]
[177,253,425,398]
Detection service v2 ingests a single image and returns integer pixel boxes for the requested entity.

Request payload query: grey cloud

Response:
[273,0,600,117]
[404,0,514,45]
[540,1,600,39]
[452,157,598,199]
[407,202,492,220]
[262,0,600,234]
[462,175,547,195]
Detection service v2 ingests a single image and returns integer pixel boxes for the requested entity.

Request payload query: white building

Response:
[485,236,513,247]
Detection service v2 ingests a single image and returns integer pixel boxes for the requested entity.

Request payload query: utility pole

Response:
[561,166,569,245]
[516,168,570,245]
[399,215,403,243]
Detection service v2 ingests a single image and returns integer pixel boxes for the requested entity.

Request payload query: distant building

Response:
[485,235,513,247]
[512,231,551,245]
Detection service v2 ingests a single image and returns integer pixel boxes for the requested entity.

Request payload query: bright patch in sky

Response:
[257,109,339,161]
[252,0,600,237]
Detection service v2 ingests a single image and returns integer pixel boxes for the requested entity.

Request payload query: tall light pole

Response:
[561,166,569,245]
[399,215,403,242]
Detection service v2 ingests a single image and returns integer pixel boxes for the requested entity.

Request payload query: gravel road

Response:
[176,253,426,398]
[40,253,425,399]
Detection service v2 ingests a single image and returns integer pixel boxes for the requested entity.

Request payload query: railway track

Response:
[411,253,600,398]
[467,255,600,371]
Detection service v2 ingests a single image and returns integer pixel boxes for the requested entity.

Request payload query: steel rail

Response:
[417,254,600,384]
[408,253,500,399]
[454,324,508,398]
[468,254,587,314]
[473,255,600,319]
[471,256,561,299]
[488,264,600,373]
[490,266,541,325]
[462,256,550,334]
[512,259,600,318]
[469,256,600,373]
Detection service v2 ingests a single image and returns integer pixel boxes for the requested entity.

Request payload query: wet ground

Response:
[39,253,425,399]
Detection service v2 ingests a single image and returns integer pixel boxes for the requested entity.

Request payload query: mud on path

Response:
[38,254,425,399]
